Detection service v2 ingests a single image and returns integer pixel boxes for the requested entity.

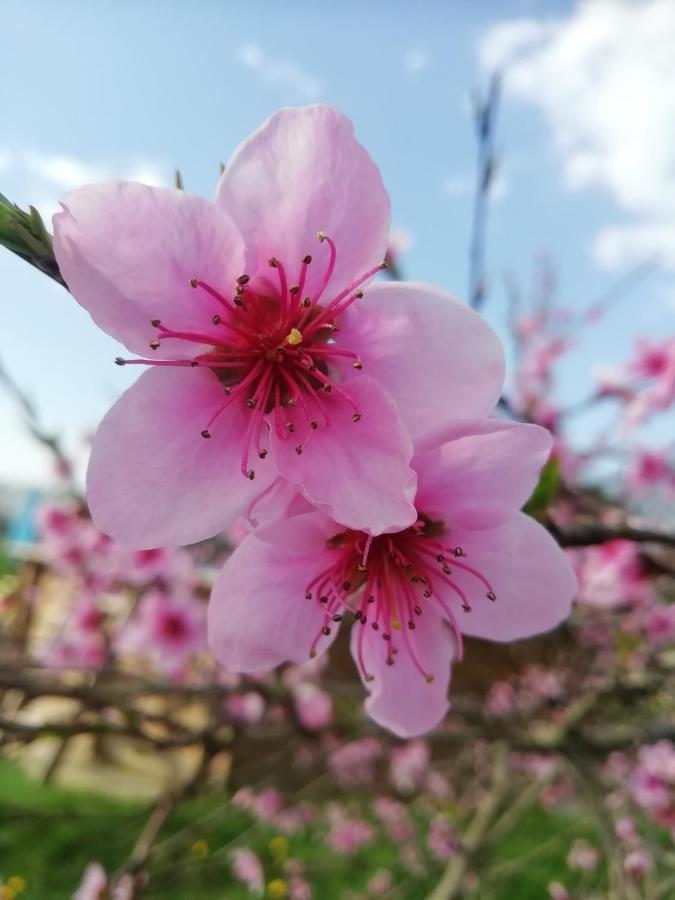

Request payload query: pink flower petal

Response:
[446,512,577,642]
[339,282,505,438]
[269,373,417,535]
[215,105,390,299]
[208,513,339,671]
[415,419,553,527]
[87,366,276,548]
[351,606,454,737]
[53,182,244,356]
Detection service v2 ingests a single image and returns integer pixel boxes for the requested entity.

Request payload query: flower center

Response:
[305,516,497,683]
[158,611,188,642]
[115,233,385,480]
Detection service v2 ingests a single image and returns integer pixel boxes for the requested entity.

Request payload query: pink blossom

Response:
[73,864,134,900]
[367,870,394,896]
[427,815,459,861]
[328,739,382,786]
[41,598,107,670]
[293,682,333,730]
[566,839,598,872]
[209,419,576,736]
[486,680,515,715]
[630,740,675,827]
[628,338,675,414]
[547,883,570,900]
[624,848,653,880]
[646,605,675,645]
[54,105,503,548]
[372,797,414,843]
[627,448,675,494]
[226,691,266,723]
[572,540,651,609]
[389,739,430,793]
[74,863,108,900]
[231,848,264,896]
[251,787,285,821]
[288,876,312,900]
[614,816,639,845]
[115,589,205,677]
[325,814,374,854]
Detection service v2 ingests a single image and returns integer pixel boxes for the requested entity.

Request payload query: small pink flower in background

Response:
[614,816,639,846]
[73,863,107,900]
[626,338,675,417]
[486,680,515,716]
[288,875,312,900]
[115,589,205,678]
[328,739,382,786]
[226,691,266,723]
[424,770,452,801]
[293,682,334,730]
[646,605,675,645]
[630,740,675,827]
[624,848,653,881]
[427,815,459,861]
[372,797,414,843]
[251,788,285,822]
[209,419,576,736]
[53,104,503,549]
[231,848,264,896]
[572,539,651,609]
[40,597,107,670]
[325,808,375,854]
[73,864,134,900]
[566,839,598,872]
[630,338,675,381]
[389,739,430,793]
[547,882,570,900]
[367,870,393,896]
[626,448,675,495]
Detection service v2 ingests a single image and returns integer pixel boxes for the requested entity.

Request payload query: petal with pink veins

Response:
[208,512,339,672]
[338,282,505,439]
[87,366,276,548]
[53,182,244,357]
[269,373,417,535]
[414,419,553,528]
[351,605,454,738]
[445,512,577,642]
[215,105,390,300]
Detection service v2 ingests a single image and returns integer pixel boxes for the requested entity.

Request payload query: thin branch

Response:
[468,74,500,311]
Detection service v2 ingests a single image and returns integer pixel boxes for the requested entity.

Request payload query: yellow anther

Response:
[286,328,303,346]
[392,618,402,630]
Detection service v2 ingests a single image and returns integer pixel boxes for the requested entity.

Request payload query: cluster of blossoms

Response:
[52,104,575,737]
[30,499,208,678]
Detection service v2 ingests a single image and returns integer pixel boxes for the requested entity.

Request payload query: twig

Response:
[468,74,500,311]
[426,741,509,900]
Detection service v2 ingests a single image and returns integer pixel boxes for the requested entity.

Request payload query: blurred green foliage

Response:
[0,760,607,899]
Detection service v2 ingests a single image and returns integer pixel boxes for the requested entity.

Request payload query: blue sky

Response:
[1,0,673,486]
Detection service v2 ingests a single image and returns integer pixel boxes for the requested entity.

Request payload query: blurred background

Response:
[1,1,675,898]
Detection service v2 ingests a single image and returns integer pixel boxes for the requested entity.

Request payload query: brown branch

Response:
[551,520,675,549]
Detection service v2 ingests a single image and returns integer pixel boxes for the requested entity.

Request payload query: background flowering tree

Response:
[1,66,675,900]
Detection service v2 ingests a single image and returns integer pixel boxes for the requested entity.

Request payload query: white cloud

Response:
[0,149,172,221]
[403,46,433,75]
[479,0,675,269]
[236,42,323,100]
